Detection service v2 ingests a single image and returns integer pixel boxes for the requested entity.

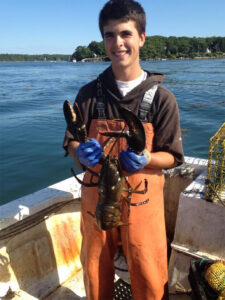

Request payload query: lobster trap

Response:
[189,259,225,300]
[205,122,225,203]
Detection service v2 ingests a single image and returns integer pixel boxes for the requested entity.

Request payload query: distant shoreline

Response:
[0,55,224,62]
[0,54,71,62]
[144,55,225,61]
[2,36,225,62]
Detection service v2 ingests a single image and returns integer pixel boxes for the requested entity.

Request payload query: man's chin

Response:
[112,60,129,69]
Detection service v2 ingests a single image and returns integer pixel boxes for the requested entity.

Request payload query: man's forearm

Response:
[68,140,80,158]
[144,150,176,170]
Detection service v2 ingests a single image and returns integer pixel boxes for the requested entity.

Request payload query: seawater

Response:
[0,59,225,204]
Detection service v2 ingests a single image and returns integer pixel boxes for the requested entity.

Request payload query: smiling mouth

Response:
[113,50,128,57]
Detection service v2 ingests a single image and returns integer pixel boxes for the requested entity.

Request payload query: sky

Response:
[1,0,225,55]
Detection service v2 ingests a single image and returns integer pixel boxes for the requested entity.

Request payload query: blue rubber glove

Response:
[76,138,102,168]
[119,148,147,174]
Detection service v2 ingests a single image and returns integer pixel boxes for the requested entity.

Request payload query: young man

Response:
[64,0,184,299]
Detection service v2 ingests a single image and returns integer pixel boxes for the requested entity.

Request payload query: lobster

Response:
[63,100,148,230]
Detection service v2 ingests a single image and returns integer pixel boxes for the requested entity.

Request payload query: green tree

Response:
[71,46,94,61]
[149,36,167,57]
[211,37,225,52]
[166,36,178,56]
[177,37,191,56]
[190,37,207,54]
[88,41,105,56]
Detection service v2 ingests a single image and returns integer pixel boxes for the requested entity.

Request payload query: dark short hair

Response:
[99,0,146,37]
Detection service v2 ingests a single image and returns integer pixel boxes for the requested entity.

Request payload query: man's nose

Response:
[114,35,123,47]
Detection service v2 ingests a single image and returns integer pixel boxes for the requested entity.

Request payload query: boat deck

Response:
[1,157,223,300]
[44,271,192,300]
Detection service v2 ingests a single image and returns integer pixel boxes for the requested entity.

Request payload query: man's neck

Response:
[112,65,143,82]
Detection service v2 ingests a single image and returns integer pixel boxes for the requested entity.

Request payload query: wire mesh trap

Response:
[205,122,225,204]
[189,259,225,300]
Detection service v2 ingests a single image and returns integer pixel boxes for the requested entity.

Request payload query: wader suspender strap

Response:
[95,78,158,121]
[138,84,158,122]
[95,77,106,119]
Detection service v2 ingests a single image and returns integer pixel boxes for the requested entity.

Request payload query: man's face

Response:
[103,19,145,76]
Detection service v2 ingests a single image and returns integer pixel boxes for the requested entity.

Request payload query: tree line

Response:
[0,54,70,62]
[1,36,224,62]
[71,36,225,61]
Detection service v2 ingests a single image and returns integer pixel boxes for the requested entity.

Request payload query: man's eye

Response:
[104,33,113,39]
[123,31,132,36]
[122,31,132,37]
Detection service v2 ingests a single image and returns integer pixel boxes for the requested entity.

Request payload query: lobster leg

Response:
[123,178,148,194]
[71,168,98,187]
[122,179,149,216]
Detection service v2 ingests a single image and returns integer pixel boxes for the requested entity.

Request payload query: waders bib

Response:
[80,116,168,300]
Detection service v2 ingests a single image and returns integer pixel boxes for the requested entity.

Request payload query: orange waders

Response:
[80,118,168,300]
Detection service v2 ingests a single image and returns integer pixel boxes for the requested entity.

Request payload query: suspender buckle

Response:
[96,102,105,119]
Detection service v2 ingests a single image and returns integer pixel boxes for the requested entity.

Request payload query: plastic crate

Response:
[113,279,133,300]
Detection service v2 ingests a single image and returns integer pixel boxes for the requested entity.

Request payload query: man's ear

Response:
[139,32,146,48]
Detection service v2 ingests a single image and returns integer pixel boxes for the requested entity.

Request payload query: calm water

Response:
[0,59,225,204]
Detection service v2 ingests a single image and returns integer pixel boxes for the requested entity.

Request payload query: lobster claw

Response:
[63,100,76,135]
[100,106,146,154]
[63,100,88,143]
